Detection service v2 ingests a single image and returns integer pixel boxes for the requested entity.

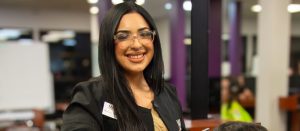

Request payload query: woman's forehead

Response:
[116,12,150,31]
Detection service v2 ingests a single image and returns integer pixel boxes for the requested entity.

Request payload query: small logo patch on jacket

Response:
[102,101,117,119]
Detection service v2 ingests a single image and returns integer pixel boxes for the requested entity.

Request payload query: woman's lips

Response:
[127,54,145,63]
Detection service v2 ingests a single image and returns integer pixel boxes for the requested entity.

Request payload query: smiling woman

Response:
[62,1,186,131]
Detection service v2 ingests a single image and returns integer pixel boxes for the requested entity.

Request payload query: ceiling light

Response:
[252,4,300,13]
[90,6,99,14]
[112,0,123,5]
[164,2,172,10]
[288,4,300,13]
[111,0,145,5]
[251,4,262,13]
[183,1,192,11]
[87,0,98,4]
[136,0,145,5]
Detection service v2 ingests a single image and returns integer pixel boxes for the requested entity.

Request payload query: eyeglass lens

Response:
[114,30,154,42]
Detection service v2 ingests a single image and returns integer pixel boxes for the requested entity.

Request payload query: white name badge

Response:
[102,101,117,119]
[176,119,182,130]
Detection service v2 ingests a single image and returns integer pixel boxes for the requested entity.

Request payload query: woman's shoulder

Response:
[159,82,181,107]
[74,76,104,90]
[71,76,106,103]
[162,82,178,96]
[63,76,106,130]
[74,76,103,88]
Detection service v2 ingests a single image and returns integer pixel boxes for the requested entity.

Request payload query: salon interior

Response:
[0,0,300,131]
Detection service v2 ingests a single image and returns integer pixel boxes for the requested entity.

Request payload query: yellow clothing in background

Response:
[221,100,253,122]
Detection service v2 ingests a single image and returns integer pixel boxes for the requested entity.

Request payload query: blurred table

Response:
[279,94,300,131]
[185,119,222,131]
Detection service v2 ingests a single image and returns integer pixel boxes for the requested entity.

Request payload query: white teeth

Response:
[128,54,144,59]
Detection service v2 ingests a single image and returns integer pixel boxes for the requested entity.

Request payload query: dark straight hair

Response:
[98,1,164,130]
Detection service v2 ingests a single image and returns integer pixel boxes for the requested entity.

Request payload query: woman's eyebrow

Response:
[138,27,150,31]
[115,30,130,34]
[115,27,150,34]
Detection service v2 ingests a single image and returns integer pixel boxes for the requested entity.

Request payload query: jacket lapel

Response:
[153,91,179,131]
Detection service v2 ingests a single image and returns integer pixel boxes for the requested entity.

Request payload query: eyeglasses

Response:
[114,30,156,43]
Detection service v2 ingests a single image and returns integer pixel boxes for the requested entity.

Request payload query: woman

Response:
[62,1,186,131]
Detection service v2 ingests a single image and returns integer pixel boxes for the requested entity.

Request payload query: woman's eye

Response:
[116,33,129,41]
[139,31,152,38]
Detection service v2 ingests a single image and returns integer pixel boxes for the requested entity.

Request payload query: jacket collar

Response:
[152,88,179,131]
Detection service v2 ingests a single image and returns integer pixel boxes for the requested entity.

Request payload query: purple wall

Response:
[229,1,242,76]
[209,0,222,78]
[170,0,187,110]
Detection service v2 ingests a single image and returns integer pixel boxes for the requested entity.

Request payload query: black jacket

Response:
[62,77,186,131]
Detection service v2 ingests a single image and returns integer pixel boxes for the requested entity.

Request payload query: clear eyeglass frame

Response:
[113,30,156,43]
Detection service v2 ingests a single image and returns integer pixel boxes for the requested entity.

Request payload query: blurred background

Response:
[0,0,299,130]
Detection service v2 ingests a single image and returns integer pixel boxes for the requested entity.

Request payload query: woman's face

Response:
[114,12,154,75]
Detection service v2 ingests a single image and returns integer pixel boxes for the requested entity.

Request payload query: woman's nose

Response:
[130,37,143,50]
[130,42,143,51]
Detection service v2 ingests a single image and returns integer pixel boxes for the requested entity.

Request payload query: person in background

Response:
[220,77,253,122]
[236,75,255,103]
[62,1,186,131]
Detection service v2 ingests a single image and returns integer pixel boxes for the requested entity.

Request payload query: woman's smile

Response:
[127,53,145,63]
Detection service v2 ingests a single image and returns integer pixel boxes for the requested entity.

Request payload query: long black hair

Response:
[98,1,164,130]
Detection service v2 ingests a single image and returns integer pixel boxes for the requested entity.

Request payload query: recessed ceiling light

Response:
[112,0,145,5]
[251,4,300,13]
[90,6,99,14]
[183,1,192,11]
[251,4,262,12]
[164,2,172,10]
[87,0,98,4]
[136,0,145,5]
[112,0,123,5]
